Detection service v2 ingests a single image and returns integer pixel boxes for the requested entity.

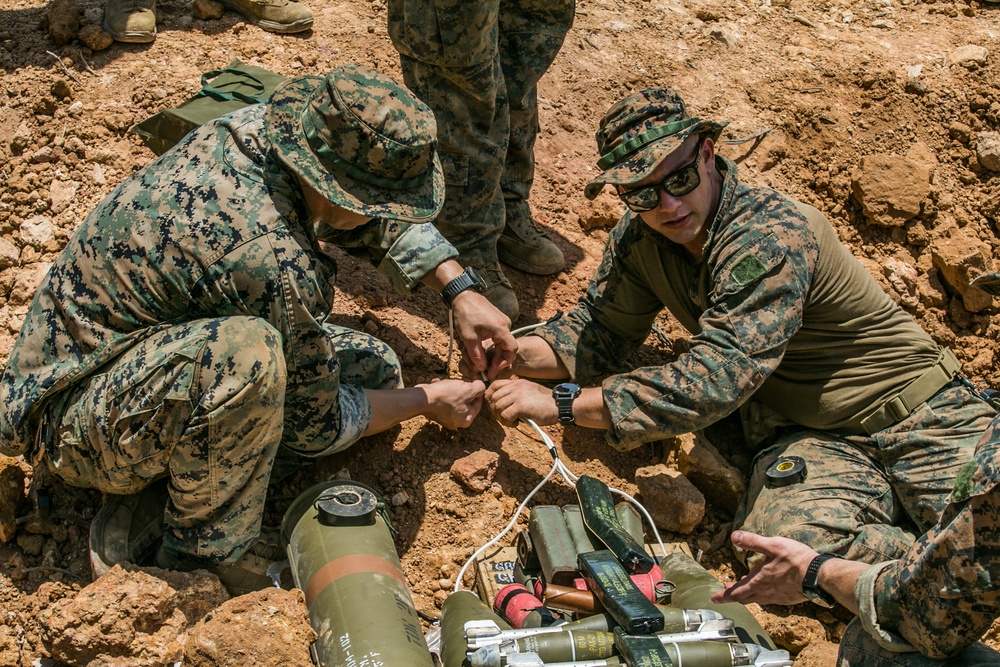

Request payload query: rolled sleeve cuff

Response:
[855,561,918,654]
[377,224,458,293]
[305,384,372,457]
[532,324,581,380]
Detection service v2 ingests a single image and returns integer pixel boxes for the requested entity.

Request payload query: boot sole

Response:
[498,250,565,276]
[103,18,156,42]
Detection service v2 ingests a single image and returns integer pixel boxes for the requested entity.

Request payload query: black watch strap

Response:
[441,267,486,308]
[802,553,841,608]
[552,383,581,425]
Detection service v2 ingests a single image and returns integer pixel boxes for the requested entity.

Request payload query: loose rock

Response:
[976,132,1000,173]
[184,588,316,667]
[850,154,930,226]
[47,0,80,45]
[634,465,705,534]
[451,450,500,492]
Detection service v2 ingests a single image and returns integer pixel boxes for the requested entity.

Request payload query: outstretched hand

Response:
[419,378,487,430]
[711,531,819,606]
[451,292,517,380]
[485,378,558,427]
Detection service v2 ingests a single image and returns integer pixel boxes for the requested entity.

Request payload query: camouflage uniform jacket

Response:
[0,105,458,459]
[853,417,1000,659]
[534,156,940,450]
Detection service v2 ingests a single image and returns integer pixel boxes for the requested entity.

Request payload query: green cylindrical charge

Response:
[515,629,616,662]
[440,590,511,667]
[659,552,777,650]
[661,639,752,667]
[562,606,714,634]
[281,481,434,667]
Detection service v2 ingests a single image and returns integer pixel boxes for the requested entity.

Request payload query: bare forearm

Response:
[818,558,869,615]
[511,335,571,380]
[573,386,613,430]
[363,387,429,436]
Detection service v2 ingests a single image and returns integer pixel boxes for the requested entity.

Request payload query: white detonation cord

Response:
[449,318,667,594]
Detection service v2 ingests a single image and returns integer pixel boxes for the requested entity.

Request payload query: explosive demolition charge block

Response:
[474,541,692,608]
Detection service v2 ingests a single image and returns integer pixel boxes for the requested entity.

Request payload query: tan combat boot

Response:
[156,534,289,597]
[498,216,565,276]
[476,263,519,322]
[89,480,169,579]
[103,0,156,43]
[219,0,313,33]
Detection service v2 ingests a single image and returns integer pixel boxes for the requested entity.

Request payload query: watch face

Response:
[554,382,581,398]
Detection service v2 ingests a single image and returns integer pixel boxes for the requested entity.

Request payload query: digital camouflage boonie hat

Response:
[263,64,445,223]
[584,88,728,200]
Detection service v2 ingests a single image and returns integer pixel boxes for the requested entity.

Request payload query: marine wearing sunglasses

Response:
[616,137,706,212]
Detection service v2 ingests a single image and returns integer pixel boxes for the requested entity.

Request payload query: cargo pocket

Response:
[99,353,197,493]
[393,0,499,68]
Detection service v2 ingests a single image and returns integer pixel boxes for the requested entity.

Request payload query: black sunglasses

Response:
[618,138,704,212]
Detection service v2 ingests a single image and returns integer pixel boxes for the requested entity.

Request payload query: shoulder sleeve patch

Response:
[731,255,768,286]
[713,233,788,301]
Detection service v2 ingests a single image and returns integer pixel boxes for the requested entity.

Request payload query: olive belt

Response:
[858,348,962,435]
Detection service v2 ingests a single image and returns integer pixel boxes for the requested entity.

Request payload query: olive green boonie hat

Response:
[584,87,728,200]
[263,64,445,223]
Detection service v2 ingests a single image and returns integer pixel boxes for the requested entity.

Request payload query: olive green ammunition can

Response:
[529,505,580,585]
[440,590,511,667]
[659,552,777,650]
[562,505,597,554]
[281,481,434,667]
[614,502,644,545]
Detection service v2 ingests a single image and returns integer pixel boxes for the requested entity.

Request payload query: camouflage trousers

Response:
[43,316,401,565]
[838,617,1000,666]
[388,0,575,266]
[840,416,1000,663]
[734,383,997,565]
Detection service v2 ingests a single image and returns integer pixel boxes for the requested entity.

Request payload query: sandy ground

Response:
[2,0,1000,662]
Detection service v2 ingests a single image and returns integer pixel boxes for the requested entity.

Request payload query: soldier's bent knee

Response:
[196,317,287,402]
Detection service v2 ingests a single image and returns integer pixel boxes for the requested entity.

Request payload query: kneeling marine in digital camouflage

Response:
[0,64,516,596]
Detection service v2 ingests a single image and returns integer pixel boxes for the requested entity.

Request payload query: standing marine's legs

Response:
[497,0,575,276]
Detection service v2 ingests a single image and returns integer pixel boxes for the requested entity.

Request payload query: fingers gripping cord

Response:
[449,318,666,594]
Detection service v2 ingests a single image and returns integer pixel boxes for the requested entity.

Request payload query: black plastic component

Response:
[576,476,655,574]
[765,456,807,488]
[578,550,664,635]
[315,484,379,526]
[613,627,675,666]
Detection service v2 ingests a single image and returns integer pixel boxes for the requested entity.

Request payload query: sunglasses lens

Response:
[622,187,659,211]
[664,166,700,197]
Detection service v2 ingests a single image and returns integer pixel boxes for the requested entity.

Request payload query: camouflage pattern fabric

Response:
[46,319,397,564]
[838,416,1000,662]
[838,617,1000,667]
[0,104,454,562]
[530,156,995,565]
[734,384,995,566]
[387,0,575,266]
[263,64,447,224]
[533,157,942,450]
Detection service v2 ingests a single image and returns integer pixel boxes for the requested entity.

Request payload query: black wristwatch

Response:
[441,267,487,308]
[552,382,582,425]
[802,553,841,608]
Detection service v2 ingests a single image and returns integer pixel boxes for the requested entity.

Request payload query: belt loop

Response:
[886,395,910,422]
